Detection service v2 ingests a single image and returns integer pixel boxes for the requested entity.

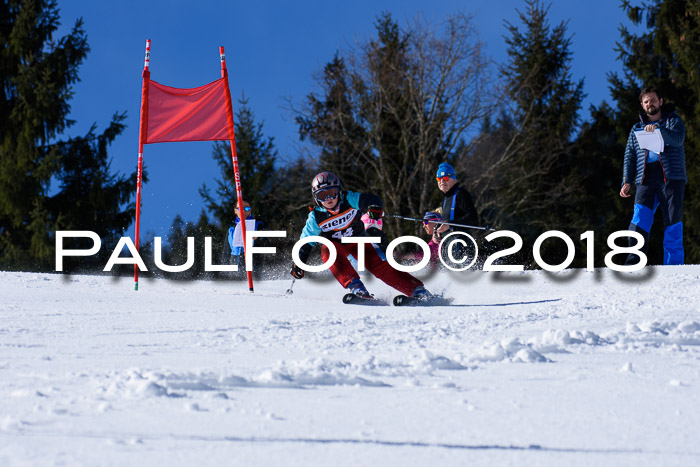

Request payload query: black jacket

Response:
[441,185,478,231]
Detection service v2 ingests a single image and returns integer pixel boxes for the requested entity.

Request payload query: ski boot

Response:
[393,285,448,306]
[411,285,433,301]
[347,278,372,298]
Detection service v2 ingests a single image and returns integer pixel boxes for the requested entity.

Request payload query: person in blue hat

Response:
[435,162,478,236]
[227,199,265,266]
[434,162,479,265]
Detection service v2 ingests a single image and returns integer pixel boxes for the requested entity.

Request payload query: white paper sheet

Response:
[634,128,664,153]
[231,219,257,247]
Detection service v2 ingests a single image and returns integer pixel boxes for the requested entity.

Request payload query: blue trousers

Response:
[627,162,685,265]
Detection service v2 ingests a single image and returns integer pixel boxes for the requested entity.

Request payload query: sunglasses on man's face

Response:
[436,176,453,182]
[236,206,252,212]
[316,188,339,202]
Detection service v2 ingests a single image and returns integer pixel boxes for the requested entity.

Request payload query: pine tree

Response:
[49,114,140,272]
[200,95,277,235]
[1,1,86,268]
[569,102,627,248]
[468,0,585,264]
[0,1,137,271]
[296,53,369,193]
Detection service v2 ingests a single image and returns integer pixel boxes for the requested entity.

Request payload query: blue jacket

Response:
[228,217,264,256]
[623,104,687,185]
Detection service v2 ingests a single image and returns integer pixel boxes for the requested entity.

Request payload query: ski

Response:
[393,295,454,307]
[342,293,388,306]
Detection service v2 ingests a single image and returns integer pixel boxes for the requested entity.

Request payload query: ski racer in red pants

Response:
[289,171,432,300]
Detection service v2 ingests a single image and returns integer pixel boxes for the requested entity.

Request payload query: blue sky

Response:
[55,1,633,239]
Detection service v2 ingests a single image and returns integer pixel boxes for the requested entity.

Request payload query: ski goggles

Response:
[315,188,339,202]
[423,212,442,225]
[436,175,454,182]
[236,205,252,212]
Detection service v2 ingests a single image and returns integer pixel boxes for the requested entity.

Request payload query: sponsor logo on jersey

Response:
[318,208,357,232]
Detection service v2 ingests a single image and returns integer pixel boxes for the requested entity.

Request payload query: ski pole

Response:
[384,213,495,232]
[285,278,296,296]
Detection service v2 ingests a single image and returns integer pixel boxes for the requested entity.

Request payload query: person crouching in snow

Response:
[289,171,432,300]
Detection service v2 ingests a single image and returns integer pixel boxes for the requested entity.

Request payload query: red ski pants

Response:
[321,241,423,296]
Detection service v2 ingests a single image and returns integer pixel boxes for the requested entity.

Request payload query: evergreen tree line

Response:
[2,0,698,277]
[1,0,139,272]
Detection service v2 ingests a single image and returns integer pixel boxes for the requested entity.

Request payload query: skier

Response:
[289,171,432,302]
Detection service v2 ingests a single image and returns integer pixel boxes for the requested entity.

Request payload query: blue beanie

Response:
[436,162,456,179]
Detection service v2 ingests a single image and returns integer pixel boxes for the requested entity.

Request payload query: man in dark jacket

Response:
[620,87,686,265]
[434,162,479,263]
[435,162,478,234]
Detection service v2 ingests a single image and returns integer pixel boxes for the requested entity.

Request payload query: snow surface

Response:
[1,266,699,466]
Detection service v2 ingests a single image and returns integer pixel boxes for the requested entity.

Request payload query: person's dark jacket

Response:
[623,103,687,185]
[441,185,478,232]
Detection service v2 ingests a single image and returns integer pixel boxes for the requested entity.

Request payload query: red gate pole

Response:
[220,46,254,292]
[134,39,151,291]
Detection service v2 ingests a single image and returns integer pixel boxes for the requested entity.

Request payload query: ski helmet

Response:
[423,211,442,223]
[311,171,343,206]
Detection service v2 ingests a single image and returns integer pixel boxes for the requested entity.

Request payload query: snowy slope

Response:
[1,266,699,466]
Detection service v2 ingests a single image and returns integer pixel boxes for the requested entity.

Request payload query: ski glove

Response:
[290,264,305,279]
[362,205,383,231]
[366,205,383,220]
[291,243,312,278]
